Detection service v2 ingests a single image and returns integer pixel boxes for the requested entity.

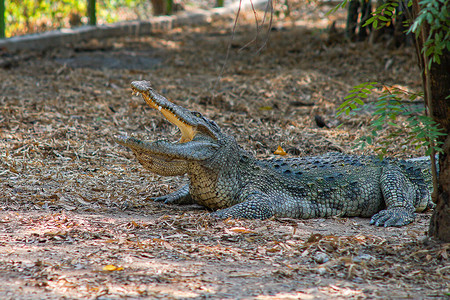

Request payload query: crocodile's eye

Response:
[191,111,202,117]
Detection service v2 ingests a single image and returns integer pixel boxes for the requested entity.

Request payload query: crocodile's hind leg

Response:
[211,192,275,219]
[152,184,194,205]
[370,164,417,227]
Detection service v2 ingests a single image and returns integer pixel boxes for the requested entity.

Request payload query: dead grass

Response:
[0,1,448,298]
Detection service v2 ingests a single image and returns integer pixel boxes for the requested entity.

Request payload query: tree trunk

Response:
[346,0,360,40]
[429,137,450,242]
[427,51,450,241]
[411,0,450,242]
[151,0,166,15]
[346,0,372,41]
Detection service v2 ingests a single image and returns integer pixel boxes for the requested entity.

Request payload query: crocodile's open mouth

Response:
[131,81,197,143]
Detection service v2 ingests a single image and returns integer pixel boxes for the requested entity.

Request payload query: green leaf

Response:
[326,0,349,15]
[354,98,365,105]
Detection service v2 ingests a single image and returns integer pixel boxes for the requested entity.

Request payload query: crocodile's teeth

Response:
[136,92,140,96]
[158,106,162,111]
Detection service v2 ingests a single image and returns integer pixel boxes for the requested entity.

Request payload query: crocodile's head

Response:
[115,81,225,176]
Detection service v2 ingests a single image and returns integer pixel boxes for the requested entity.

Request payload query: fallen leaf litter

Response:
[0,0,448,298]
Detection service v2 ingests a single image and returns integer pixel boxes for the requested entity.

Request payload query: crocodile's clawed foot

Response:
[370,208,416,227]
[151,185,194,205]
[151,195,174,204]
[151,194,192,205]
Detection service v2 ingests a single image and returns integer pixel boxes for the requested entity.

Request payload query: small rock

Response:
[313,251,330,264]
[316,266,327,275]
[353,253,375,263]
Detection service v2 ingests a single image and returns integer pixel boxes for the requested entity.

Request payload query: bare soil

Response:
[0,2,449,299]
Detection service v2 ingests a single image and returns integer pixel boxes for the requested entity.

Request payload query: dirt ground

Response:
[1,1,449,299]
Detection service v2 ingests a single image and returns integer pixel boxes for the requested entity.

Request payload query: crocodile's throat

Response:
[131,85,197,143]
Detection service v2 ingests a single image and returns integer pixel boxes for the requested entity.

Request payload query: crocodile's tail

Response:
[406,154,440,175]
[403,155,438,211]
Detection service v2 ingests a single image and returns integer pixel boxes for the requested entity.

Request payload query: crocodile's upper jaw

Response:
[130,81,221,143]
[131,84,197,143]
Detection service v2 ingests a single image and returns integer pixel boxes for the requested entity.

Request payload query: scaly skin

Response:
[115,81,435,227]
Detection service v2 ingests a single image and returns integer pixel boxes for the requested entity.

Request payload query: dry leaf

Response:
[102,265,124,271]
[228,227,256,234]
[274,145,287,156]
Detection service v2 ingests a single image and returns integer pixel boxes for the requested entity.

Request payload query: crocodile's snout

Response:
[131,80,152,93]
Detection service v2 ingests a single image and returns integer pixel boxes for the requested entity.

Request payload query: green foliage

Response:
[6,0,85,37]
[337,82,378,115]
[5,0,148,37]
[330,0,449,158]
[326,0,350,15]
[343,0,449,69]
[408,0,450,69]
[363,0,399,29]
[96,0,149,24]
[338,83,445,157]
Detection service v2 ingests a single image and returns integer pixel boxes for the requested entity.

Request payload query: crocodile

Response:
[115,80,435,227]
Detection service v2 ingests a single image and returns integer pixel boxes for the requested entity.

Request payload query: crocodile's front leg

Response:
[211,192,275,219]
[370,164,417,227]
[153,184,194,205]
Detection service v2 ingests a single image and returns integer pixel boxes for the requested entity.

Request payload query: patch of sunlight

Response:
[256,285,365,299]
[256,292,315,299]
[320,284,365,297]
[146,286,203,298]
[156,39,182,50]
